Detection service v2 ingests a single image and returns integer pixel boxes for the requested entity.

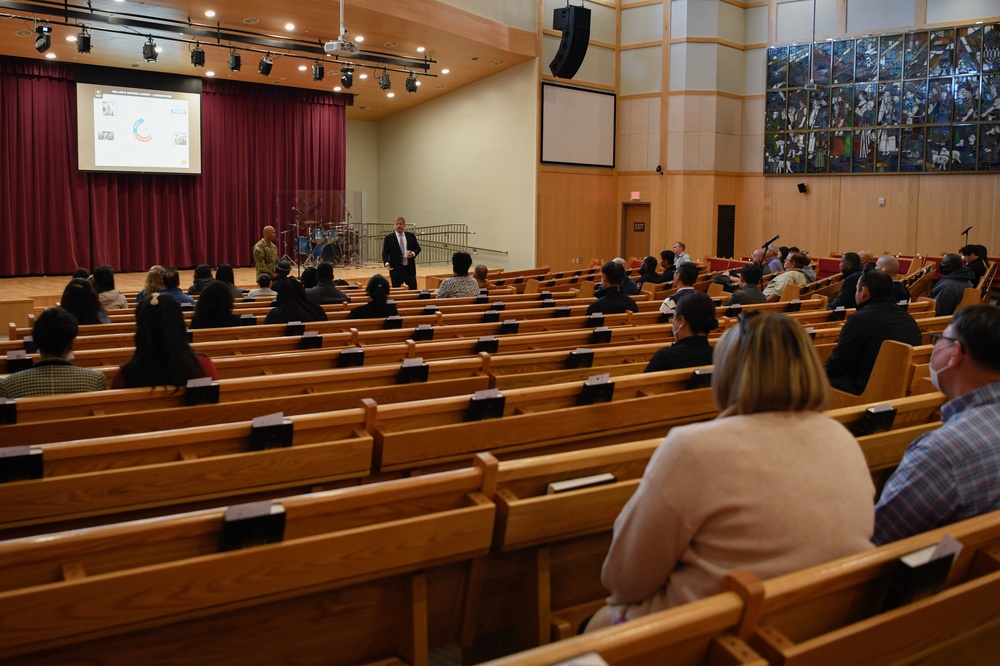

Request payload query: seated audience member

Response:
[307,262,351,305]
[659,250,676,283]
[0,307,107,398]
[726,265,767,306]
[765,246,783,275]
[672,241,692,266]
[587,261,639,316]
[92,265,128,311]
[828,252,864,310]
[72,267,90,280]
[858,250,876,270]
[161,268,195,305]
[874,306,1000,544]
[214,263,246,300]
[190,280,242,329]
[247,273,278,300]
[789,247,816,282]
[300,266,319,290]
[474,264,493,290]
[349,274,399,320]
[264,278,329,324]
[659,263,700,315]
[136,265,166,303]
[61,277,110,325]
[614,257,641,295]
[436,251,481,299]
[271,259,293,293]
[636,256,663,288]
[875,254,911,304]
[826,269,922,395]
[187,264,214,295]
[929,253,976,316]
[959,244,988,288]
[778,245,790,264]
[644,291,717,373]
[763,252,808,302]
[587,312,874,630]
[111,293,218,389]
[748,248,770,275]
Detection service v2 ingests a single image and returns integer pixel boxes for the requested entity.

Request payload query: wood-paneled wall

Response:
[536,170,618,267]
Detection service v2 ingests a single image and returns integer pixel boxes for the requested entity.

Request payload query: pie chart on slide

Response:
[132,118,152,142]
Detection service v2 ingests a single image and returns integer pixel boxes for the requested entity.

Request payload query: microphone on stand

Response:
[961,226,973,235]
[761,234,780,249]
[292,207,304,217]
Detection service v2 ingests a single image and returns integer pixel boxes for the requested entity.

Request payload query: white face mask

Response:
[929,362,941,391]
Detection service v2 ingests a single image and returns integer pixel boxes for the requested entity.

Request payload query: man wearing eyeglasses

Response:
[825,268,921,395]
[874,305,1000,544]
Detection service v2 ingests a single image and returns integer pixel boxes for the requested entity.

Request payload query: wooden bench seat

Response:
[0,456,498,665]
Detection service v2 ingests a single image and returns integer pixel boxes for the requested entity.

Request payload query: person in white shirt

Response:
[659,263,700,314]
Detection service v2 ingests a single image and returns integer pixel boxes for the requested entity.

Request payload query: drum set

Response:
[294,220,360,267]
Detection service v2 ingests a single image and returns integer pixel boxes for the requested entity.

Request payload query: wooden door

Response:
[622,203,650,262]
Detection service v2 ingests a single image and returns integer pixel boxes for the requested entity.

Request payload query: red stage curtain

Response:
[0,56,348,276]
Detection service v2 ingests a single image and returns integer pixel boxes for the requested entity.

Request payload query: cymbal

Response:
[302,220,321,226]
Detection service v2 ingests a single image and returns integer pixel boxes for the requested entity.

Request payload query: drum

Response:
[313,241,343,263]
[296,236,311,254]
[311,228,326,242]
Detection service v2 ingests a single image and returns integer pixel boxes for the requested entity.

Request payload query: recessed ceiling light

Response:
[416,80,421,86]
[491,60,505,66]
[387,92,394,98]
[155,46,163,53]
[359,73,368,79]
[16,30,31,37]
[354,35,364,42]
[206,71,215,76]
[416,46,425,53]
[244,17,259,24]
[333,86,341,91]
[298,65,307,71]
[384,41,397,48]
[205,10,215,17]
[285,23,295,31]
[66,35,77,42]
[358,105,367,110]
[45,53,56,59]
[441,68,449,74]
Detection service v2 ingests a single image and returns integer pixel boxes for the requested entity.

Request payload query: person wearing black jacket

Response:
[644,290,717,373]
[930,253,977,316]
[828,252,863,310]
[587,261,638,316]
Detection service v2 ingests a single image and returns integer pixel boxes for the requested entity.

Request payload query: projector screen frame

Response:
[540,81,616,169]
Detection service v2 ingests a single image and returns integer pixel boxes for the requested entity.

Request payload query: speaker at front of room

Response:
[549,5,591,79]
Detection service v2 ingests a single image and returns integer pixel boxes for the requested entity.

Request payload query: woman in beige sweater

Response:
[588,312,875,630]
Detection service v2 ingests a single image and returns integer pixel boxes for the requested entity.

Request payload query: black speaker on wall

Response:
[549,5,591,79]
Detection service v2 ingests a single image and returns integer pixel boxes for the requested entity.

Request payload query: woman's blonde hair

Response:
[711,312,829,414]
[142,265,166,295]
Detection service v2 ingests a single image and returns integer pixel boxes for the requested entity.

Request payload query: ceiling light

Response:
[228,49,241,71]
[405,73,417,93]
[354,35,364,42]
[190,42,205,67]
[416,46,425,53]
[333,86,341,92]
[340,64,353,88]
[387,92,394,98]
[298,65,307,71]
[45,53,56,59]
[312,61,325,81]
[378,70,391,90]
[34,24,51,53]
[76,26,91,53]
[285,22,295,31]
[359,73,368,79]
[441,68,449,74]
[142,36,158,62]
[205,10,215,17]
[206,71,215,77]
[258,54,273,75]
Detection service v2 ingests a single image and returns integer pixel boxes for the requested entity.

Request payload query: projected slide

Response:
[77,81,202,174]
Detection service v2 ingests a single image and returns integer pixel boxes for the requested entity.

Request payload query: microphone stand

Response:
[962,226,972,247]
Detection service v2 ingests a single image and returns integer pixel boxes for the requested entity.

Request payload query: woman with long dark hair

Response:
[188,264,214,295]
[214,263,246,299]
[92,265,128,311]
[348,274,399,320]
[263,278,328,324]
[191,280,242,329]
[111,293,218,388]
[60,277,110,325]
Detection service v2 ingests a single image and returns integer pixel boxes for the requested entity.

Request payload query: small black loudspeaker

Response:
[797,182,807,193]
[549,5,591,79]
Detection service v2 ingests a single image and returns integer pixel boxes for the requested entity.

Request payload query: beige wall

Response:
[345,119,380,225]
[376,60,539,270]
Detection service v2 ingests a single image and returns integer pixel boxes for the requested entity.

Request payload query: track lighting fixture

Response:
[258,53,273,76]
[142,36,158,62]
[378,69,391,91]
[34,24,52,53]
[227,49,241,72]
[76,25,91,54]
[405,73,417,93]
[340,64,354,89]
[190,42,205,67]
[312,60,325,81]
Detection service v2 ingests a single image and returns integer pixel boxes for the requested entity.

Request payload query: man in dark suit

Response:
[382,216,421,289]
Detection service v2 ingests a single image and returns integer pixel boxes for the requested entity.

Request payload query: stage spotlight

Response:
[190,42,205,67]
[258,53,273,75]
[76,26,91,54]
[340,65,354,89]
[405,73,417,93]
[312,60,325,81]
[142,36,158,62]
[228,49,242,72]
[378,70,391,90]
[34,24,52,53]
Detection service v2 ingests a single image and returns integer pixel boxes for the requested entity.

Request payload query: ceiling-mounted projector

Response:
[324,39,359,54]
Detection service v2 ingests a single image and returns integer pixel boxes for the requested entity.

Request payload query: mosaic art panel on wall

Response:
[764,25,1000,174]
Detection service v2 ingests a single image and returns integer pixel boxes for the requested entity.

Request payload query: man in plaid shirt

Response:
[874,305,1000,544]
[0,308,107,399]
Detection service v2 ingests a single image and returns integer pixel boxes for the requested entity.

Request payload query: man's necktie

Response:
[399,234,407,266]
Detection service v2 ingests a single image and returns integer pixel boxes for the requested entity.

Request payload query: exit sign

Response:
[630,191,641,201]
[633,222,645,232]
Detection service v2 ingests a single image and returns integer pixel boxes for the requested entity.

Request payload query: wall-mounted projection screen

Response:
[541,82,616,167]
[76,70,202,175]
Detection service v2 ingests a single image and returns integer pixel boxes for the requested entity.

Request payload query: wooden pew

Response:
[0,456,498,665]
[721,508,1000,665]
